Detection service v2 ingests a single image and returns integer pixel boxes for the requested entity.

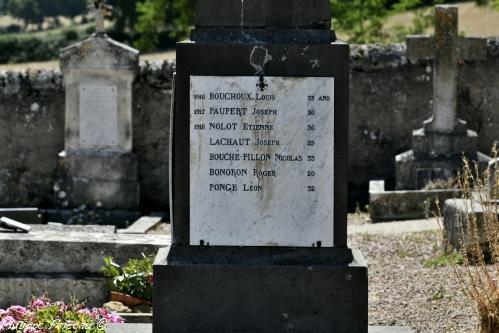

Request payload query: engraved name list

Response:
[189,76,335,247]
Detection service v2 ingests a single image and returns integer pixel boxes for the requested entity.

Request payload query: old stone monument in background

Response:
[369,5,491,222]
[396,5,490,190]
[154,0,367,332]
[57,0,140,211]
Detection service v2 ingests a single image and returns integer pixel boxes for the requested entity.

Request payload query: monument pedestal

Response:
[57,151,140,210]
[396,128,489,190]
[154,246,368,333]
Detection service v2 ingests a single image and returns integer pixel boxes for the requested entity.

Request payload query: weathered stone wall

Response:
[0,71,64,208]
[132,62,174,211]
[0,39,498,211]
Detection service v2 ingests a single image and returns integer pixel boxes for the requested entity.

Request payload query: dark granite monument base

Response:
[395,127,491,190]
[411,128,478,156]
[153,246,368,333]
[108,324,414,333]
[395,149,490,190]
[57,151,140,210]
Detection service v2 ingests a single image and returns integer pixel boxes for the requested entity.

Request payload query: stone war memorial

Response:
[153,0,369,332]
[2,0,499,331]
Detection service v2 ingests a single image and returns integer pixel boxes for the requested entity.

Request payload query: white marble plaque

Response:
[190,76,335,247]
[79,84,118,148]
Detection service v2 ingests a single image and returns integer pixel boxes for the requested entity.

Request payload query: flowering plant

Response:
[0,296,123,332]
[99,254,154,301]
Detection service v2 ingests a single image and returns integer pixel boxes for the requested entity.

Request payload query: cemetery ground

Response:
[0,215,482,332]
[348,214,478,333]
[101,214,486,332]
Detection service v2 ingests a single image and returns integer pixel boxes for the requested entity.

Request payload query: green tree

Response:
[38,0,62,26]
[169,0,195,38]
[59,0,87,21]
[108,0,141,34]
[477,0,499,8]
[134,0,194,51]
[0,0,8,14]
[134,0,168,51]
[7,0,43,29]
[331,0,388,43]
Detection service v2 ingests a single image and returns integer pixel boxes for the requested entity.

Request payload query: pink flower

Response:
[98,308,109,317]
[0,316,17,330]
[108,314,124,324]
[0,309,7,317]
[30,299,46,310]
[7,306,27,320]
[54,302,66,314]
[78,308,93,319]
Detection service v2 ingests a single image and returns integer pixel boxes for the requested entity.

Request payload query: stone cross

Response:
[407,5,487,134]
[90,0,112,34]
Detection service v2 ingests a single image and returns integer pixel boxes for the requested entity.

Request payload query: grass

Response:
[0,1,496,68]
[0,14,90,32]
[430,286,447,301]
[423,253,465,268]
[336,1,499,42]
[385,1,499,40]
[0,22,93,41]
[0,49,177,71]
[436,146,499,333]
[360,232,373,242]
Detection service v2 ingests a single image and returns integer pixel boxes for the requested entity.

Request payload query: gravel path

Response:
[349,228,479,333]
[349,218,439,235]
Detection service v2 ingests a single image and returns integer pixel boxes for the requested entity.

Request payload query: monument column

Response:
[154,0,367,332]
[396,5,490,190]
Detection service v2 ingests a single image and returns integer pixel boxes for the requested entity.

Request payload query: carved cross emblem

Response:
[90,0,113,34]
[256,76,268,92]
[406,5,486,134]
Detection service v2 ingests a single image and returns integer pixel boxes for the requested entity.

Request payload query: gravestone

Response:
[153,0,368,332]
[443,157,499,253]
[396,5,490,190]
[57,0,140,210]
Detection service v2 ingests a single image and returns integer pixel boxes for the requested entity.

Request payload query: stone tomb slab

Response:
[190,76,335,247]
[0,226,169,274]
[0,224,169,309]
